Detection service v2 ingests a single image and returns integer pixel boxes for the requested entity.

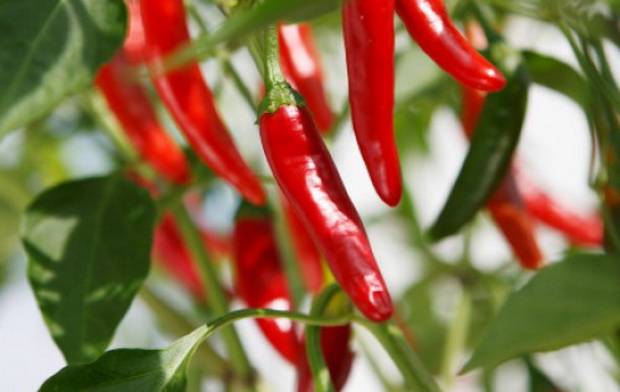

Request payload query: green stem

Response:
[263,25,286,90]
[187,2,258,112]
[355,317,441,392]
[305,285,342,392]
[273,200,306,308]
[139,287,232,379]
[173,205,255,388]
[439,291,472,389]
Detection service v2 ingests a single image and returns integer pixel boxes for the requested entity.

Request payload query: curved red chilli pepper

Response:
[260,105,393,321]
[96,56,191,185]
[278,24,334,133]
[296,325,354,392]
[95,1,190,185]
[396,0,506,92]
[232,204,301,364]
[153,214,204,299]
[281,195,324,293]
[515,173,604,247]
[486,177,544,269]
[342,0,402,207]
[138,0,265,205]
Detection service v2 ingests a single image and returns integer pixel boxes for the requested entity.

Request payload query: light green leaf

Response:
[0,0,126,135]
[464,254,620,372]
[23,175,156,364]
[40,325,208,392]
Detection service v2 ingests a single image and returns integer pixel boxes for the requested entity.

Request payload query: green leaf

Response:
[464,254,620,371]
[40,324,208,392]
[522,51,588,108]
[0,0,126,135]
[429,63,530,241]
[23,175,156,364]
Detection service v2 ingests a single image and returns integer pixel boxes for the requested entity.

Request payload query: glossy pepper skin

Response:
[232,205,301,364]
[259,105,393,321]
[95,1,190,185]
[343,0,402,206]
[296,325,354,392]
[138,0,265,205]
[397,0,506,92]
[281,195,324,293]
[153,214,204,298]
[279,24,334,133]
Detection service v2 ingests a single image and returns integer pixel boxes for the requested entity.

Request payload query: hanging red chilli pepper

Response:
[138,0,265,205]
[343,0,402,206]
[232,203,301,364]
[278,23,334,133]
[153,214,205,299]
[281,195,324,294]
[95,1,190,185]
[396,0,506,92]
[259,25,392,320]
[515,172,604,247]
[459,21,543,269]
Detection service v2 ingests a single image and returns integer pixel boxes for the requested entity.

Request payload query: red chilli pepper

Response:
[515,172,604,247]
[153,214,204,299]
[281,195,324,293]
[296,325,354,392]
[342,0,402,206]
[138,0,265,204]
[397,0,506,92]
[95,2,190,185]
[260,105,393,321]
[486,176,544,269]
[232,204,301,364]
[278,24,334,133]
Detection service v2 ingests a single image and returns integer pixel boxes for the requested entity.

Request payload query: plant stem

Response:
[355,316,441,392]
[139,287,232,379]
[305,285,342,392]
[263,25,286,91]
[439,290,472,389]
[187,1,258,112]
[172,204,256,389]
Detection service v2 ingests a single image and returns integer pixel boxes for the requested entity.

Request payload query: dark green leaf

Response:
[40,325,208,392]
[23,176,156,364]
[522,51,588,108]
[464,254,620,371]
[0,0,126,135]
[429,64,530,241]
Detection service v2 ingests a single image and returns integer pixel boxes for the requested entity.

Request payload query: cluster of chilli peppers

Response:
[93,0,604,389]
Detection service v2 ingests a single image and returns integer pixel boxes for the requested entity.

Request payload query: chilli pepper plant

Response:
[2,0,620,391]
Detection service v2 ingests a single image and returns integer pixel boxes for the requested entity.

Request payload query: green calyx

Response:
[235,200,272,221]
[258,81,305,116]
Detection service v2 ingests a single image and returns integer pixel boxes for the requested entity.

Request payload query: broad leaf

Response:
[40,325,208,391]
[464,254,620,371]
[23,176,156,364]
[0,0,126,135]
